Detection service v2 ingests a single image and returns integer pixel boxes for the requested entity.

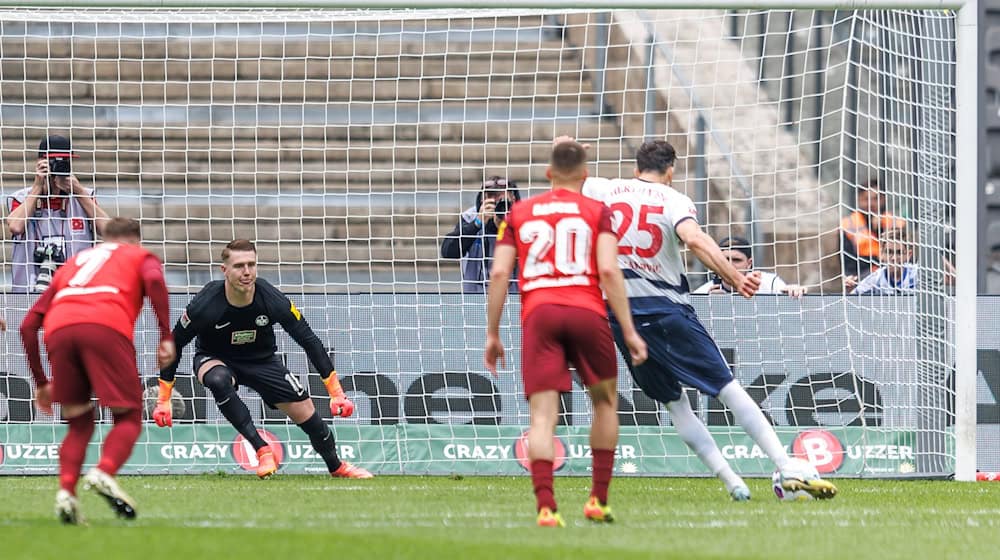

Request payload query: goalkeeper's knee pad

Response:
[201,365,237,403]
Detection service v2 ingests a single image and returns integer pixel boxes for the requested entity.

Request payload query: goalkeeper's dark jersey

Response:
[159,278,334,381]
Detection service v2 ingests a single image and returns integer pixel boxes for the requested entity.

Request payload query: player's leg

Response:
[196,357,273,476]
[716,380,789,470]
[566,309,619,522]
[717,380,836,499]
[665,397,748,501]
[276,398,373,479]
[57,403,94,525]
[527,390,563,527]
[77,326,145,519]
[520,306,572,527]
[44,327,95,524]
[611,313,749,500]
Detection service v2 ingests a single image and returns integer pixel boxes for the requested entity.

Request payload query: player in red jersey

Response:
[20,217,175,524]
[485,140,647,527]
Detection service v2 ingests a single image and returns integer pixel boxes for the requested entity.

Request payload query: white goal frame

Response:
[0,0,977,481]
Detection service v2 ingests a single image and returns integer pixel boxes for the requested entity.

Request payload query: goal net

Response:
[0,6,967,479]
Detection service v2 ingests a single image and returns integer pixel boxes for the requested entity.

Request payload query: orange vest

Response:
[841,211,906,259]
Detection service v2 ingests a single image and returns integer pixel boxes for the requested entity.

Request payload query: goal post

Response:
[0,1,977,481]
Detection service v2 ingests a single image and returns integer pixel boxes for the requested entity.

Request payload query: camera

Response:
[49,157,72,176]
[494,199,510,219]
[33,243,66,292]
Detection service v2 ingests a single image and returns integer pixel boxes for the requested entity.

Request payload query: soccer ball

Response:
[772,458,821,501]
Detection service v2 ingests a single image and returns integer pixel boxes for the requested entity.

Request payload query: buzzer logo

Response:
[232,429,284,472]
[513,430,566,472]
[792,429,844,474]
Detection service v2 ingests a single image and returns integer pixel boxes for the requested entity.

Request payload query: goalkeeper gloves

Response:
[153,379,174,427]
[323,372,355,418]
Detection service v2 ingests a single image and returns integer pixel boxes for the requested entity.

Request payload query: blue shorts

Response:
[610,310,733,403]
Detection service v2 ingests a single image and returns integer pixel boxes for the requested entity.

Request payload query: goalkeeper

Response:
[154,239,372,479]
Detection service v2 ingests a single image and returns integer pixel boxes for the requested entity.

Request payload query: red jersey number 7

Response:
[610,203,664,258]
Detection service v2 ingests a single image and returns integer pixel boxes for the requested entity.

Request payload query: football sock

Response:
[97,408,142,476]
[590,448,615,504]
[59,409,95,495]
[203,366,267,450]
[530,459,557,512]
[666,398,744,491]
[718,381,790,470]
[297,412,342,473]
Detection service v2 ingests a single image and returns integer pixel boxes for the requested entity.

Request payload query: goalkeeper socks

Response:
[203,366,268,450]
[718,381,790,470]
[297,412,342,473]
[59,409,95,495]
[530,459,557,512]
[97,408,142,476]
[590,448,615,504]
[666,397,743,490]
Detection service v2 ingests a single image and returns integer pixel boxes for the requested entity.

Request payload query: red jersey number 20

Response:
[519,216,593,278]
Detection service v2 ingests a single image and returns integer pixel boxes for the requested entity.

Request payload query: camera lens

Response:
[49,158,71,176]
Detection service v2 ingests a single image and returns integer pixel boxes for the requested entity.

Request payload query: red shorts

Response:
[520,304,617,398]
[46,324,141,409]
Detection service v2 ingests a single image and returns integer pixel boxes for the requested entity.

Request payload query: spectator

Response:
[691,236,806,297]
[440,176,521,293]
[5,135,109,292]
[841,179,906,279]
[851,228,917,295]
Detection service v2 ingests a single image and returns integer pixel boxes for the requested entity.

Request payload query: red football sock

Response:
[59,410,95,495]
[97,409,142,476]
[530,459,557,512]
[591,448,615,505]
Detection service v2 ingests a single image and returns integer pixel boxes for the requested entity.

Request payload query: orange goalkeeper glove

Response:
[153,379,174,427]
[323,372,354,418]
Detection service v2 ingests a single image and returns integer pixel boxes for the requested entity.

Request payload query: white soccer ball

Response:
[772,458,821,502]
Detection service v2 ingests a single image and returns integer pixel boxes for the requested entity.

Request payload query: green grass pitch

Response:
[2,475,1000,560]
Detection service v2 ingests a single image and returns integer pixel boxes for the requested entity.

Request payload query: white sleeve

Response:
[852,271,882,295]
[665,190,699,229]
[691,281,714,294]
[771,274,788,292]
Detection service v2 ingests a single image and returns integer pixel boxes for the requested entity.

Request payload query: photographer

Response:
[6,135,109,292]
[691,236,806,297]
[441,176,521,293]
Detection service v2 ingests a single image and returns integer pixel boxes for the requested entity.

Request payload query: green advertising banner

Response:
[0,424,928,477]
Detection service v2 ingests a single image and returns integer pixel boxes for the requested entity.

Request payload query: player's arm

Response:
[676,219,760,298]
[484,242,516,376]
[271,290,353,417]
[153,294,204,427]
[596,231,647,366]
[19,287,56,414]
[141,255,175,365]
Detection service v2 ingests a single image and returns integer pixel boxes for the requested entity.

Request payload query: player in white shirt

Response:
[577,137,836,501]
[691,236,806,297]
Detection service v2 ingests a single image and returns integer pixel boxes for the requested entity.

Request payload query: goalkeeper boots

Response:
[256,446,278,479]
[331,462,374,479]
[83,468,137,520]
[55,489,84,525]
[583,496,614,523]
[536,507,565,528]
[782,476,838,500]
